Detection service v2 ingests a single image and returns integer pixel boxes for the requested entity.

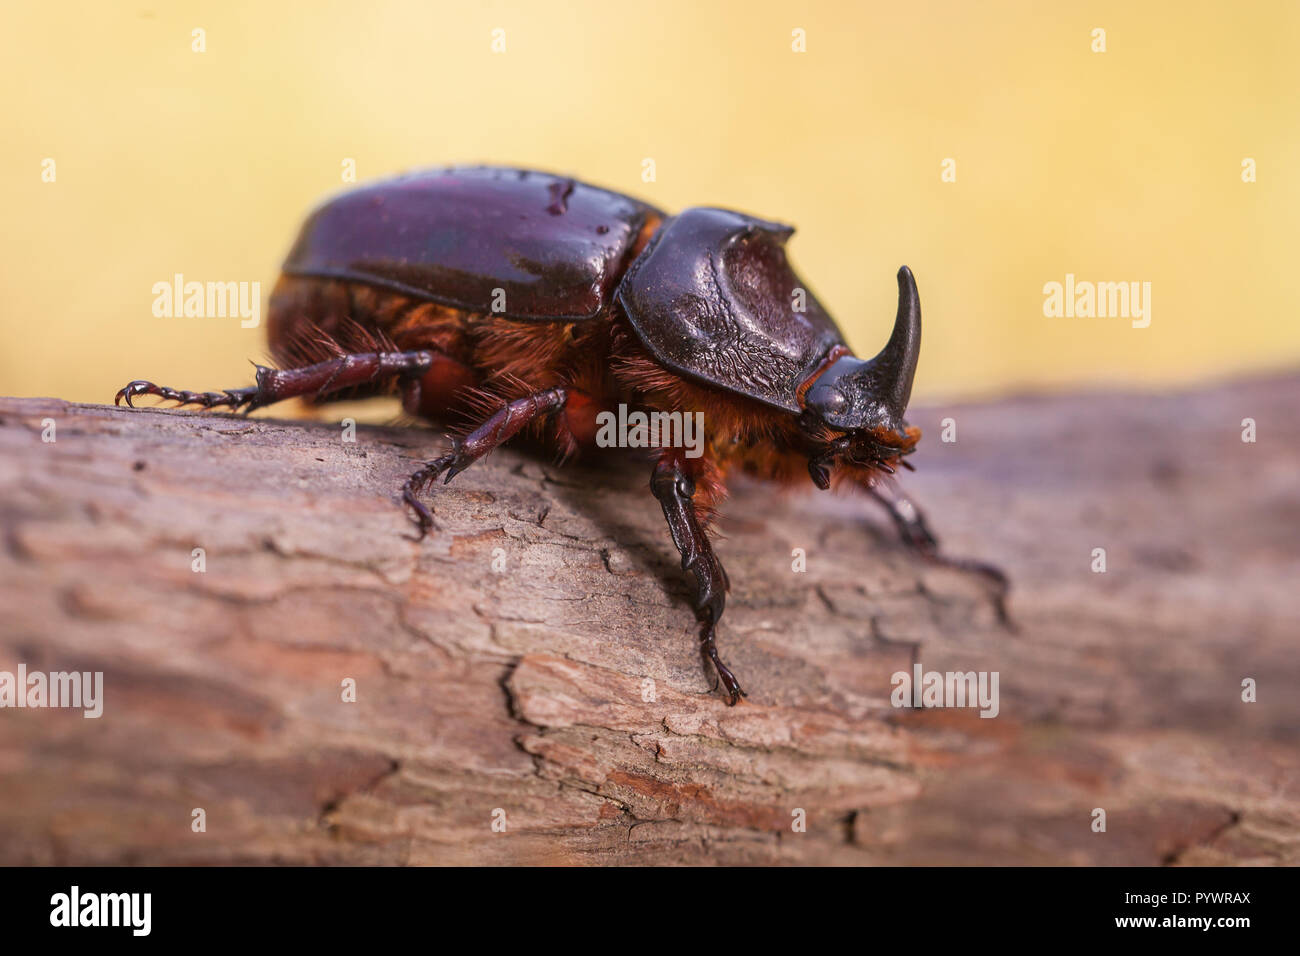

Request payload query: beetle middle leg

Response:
[650,451,743,705]
[115,350,435,413]
[402,386,568,536]
[868,483,1015,629]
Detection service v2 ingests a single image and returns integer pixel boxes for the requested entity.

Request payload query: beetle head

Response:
[802,266,922,480]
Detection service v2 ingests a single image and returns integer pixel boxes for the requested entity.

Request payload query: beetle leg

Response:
[114,350,435,413]
[650,452,744,705]
[868,482,1015,630]
[402,387,568,537]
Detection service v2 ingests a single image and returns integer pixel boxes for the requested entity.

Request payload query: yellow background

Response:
[3,0,1297,404]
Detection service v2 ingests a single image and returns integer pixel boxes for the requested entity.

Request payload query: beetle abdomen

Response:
[265,274,622,430]
[281,166,663,322]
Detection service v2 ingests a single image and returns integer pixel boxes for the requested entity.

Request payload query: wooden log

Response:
[0,377,1296,865]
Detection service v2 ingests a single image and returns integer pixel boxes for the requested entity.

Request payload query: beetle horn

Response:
[803,266,921,432]
[862,265,922,425]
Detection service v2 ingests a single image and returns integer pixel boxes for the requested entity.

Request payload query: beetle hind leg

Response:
[402,386,568,537]
[114,350,436,414]
[651,451,744,705]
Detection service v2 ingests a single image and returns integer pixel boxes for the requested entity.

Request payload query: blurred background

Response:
[2,0,1297,405]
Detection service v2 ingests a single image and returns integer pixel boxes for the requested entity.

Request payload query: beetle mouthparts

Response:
[804,266,921,432]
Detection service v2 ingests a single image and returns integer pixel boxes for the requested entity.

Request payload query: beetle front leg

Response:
[868,482,1014,629]
[402,386,568,536]
[650,452,743,705]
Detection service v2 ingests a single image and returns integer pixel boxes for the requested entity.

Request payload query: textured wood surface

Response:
[0,376,1296,865]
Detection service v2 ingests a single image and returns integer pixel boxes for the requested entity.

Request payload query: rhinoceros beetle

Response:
[117,166,1008,704]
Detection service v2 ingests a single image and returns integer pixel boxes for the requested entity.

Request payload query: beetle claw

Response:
[401,484,438,539]
[700,621,746,705]
[401,454,461,538]
[113,379,259,413]
[115,380,153,408]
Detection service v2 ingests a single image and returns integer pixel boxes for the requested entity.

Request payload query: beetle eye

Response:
[810,386,848,420]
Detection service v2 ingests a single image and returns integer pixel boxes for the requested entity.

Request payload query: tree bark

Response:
[0,377,1296,865]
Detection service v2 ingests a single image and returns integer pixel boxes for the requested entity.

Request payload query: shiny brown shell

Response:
[281,166,662,322]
